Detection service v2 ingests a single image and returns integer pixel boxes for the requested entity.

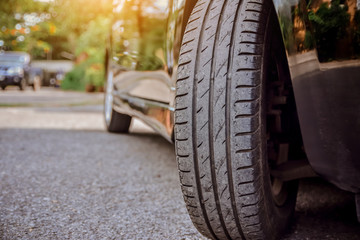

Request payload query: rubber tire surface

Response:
[175,0,297,239]
[106,109,132,133]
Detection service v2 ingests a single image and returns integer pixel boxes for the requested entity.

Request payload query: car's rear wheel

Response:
[104,69,132,133]
[175,0,298,239]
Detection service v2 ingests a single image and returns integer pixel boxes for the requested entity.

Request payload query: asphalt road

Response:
[0,88,359,239]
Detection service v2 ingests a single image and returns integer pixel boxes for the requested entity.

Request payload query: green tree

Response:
[61,16,111,91]
[308,0,350,61]
[0,0,52,56]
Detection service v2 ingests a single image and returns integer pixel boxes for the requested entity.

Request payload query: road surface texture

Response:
[1,88,360,239]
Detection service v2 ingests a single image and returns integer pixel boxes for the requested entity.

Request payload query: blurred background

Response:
[0,0,113,92]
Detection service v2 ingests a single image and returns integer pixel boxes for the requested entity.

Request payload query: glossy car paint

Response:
[274,0,360,193]
[107,0,360,193]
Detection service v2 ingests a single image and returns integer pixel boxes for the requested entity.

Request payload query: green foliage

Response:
[279,12,295,54]
[1,0,166,91]
[60,63,87,91]
[308,0,350,61]
[0,0,112,58]
[75,18,110,56]
[85,65,104,87]
[111,0,167,72]
[354,10,360,56]
[304,30,314,50]
[0,0,51,55]
[61,16,109,90]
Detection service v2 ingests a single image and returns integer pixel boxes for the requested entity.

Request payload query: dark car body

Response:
[105,0,360,236]
[0,51,31,90]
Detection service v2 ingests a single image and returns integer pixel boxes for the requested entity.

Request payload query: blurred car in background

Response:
[0,51,30,90]
[31,60,73,87]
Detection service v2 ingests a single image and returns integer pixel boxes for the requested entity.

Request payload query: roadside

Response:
[0,87,103,107]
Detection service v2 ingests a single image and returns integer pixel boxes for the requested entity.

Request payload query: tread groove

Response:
[182,38,195,46]
[176,92,189,98]
[185,27,198,35]
[235,146,259,154]
[245,9,262,14]
[200,88,210,99]
[180,49,193,56]
[183,184,194,188]
[235,84,260,88]
[191,1,218,239]
[234,99,257,104]
[188,16,201,25]
[176,106,188,111]
[236,68,258,71]
[208,0,233,239]
[175,121,188,125]
[225,1,246,239]
[194,1,207,10]
[237,53,261,57]
[200,121,209,131]
[185,194,196,199]
[235,114,256,118]
[178,60,192,68]
[202,156,210,165]
[239,192,256,197]
[234,126,260,136]
[176,138,189,143]
[242,199,260,207]
[243,19,261,23]
[178,154,190,158]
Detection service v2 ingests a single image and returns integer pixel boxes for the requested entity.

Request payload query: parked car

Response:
[0,51,31,90]
[104,0,360,239]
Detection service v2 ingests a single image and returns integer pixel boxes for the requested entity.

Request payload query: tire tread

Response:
[175,0,291,239]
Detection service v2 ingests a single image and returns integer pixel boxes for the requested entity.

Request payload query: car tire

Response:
[104,69,132,133]
[175,0,298,239]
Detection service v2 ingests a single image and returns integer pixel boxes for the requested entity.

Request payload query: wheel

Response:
[32,76,41,91]
[104,69,132,133]
[175,0,298,239]
[19,78,26,91]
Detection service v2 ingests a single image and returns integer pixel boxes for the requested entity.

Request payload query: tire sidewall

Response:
[259,5,298,237]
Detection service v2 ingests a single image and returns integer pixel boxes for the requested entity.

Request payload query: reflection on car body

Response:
[104,0,360,239]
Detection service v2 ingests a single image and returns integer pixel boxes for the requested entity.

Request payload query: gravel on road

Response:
[0,105,204,239]
[0,88,359,239]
